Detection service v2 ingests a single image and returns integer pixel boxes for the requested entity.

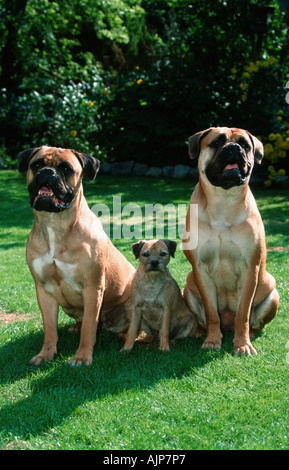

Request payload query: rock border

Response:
[99,161,199,181]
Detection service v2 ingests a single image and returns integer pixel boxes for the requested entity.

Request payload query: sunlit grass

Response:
[0,170,289,450]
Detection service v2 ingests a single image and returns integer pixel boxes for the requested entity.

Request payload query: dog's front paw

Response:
[30,348,57,366]
[159,342,170,352]
[202,331,222,350]
[120,344,133,352]
[69,351,93,366]
[202,340,222,350]
[234,341,257,356]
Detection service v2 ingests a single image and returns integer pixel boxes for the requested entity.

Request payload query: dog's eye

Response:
[160,251,168,257]
[237,137,251,152]
[58,163,75,176]
[30,159,45,172]
[142,251,150,257]
[239,141,251,152]
[210,134,226,149]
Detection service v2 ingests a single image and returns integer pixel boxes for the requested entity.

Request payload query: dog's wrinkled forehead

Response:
[31,147,82,170]
[202,127,250,149]
[188,126,264,164]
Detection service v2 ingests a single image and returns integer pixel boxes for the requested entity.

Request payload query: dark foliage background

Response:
[1,0,289,180]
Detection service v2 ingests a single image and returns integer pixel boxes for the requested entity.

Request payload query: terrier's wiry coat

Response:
[122,240,199,351]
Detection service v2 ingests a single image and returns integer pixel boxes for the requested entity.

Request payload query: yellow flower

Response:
[268,133,276,141]
[281,139,289,150]
[264,179,272,187]
[264,143,274,155]
[246,61,259,73]
[240,83,248,91]
[268,165,275,172]
[88,100,94,107]
[241,94,247,102]
[277,109,284,115]
[231,67,237,74]
[242,72,250,78]
[70,130,77,137]
[136,79,143,84]
[277,116,282,121]
[278,169,286,176]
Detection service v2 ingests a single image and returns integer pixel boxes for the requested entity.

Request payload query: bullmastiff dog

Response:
[183,127,279,355]
[17,146,135,366]
[122,240,198,352]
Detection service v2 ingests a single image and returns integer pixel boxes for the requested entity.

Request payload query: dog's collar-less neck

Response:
[197,179,250,222]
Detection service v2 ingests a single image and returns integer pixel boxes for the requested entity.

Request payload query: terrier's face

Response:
[132,239,177,273]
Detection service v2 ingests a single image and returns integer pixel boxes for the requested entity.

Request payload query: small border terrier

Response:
[122,239,198,351]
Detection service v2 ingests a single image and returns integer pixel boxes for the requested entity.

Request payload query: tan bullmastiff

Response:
[183,127,279,355]
[17,146,135,366]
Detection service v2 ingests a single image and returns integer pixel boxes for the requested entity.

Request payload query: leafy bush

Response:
[1,0,289,183]
[96,0,289,175]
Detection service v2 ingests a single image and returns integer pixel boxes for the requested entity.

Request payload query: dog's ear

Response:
[247,132,264,164]
[73,151,100,180]
[162,239,177,258]
[132,241,146,259]
[188,128,213,159]
[17,147,41,173]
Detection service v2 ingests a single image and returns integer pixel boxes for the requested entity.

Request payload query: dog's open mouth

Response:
[216,162,240,177]
[222,162,239,173]
[32,186,70,210]
[206,160,248,189]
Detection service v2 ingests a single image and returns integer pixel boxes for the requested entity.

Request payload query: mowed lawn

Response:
[0,169,289,451]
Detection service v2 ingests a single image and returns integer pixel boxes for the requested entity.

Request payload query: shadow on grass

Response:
[0,319,246,442]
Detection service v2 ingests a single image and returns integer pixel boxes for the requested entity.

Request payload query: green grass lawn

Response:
[0,169,289,450]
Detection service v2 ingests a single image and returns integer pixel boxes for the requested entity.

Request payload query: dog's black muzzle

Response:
[28,168,75,213]
[205,143,250,190]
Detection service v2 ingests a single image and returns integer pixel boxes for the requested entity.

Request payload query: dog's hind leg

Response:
[250,288,279,336]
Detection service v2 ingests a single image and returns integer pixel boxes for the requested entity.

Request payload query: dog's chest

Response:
[31,228,82,298]
[134,280,167,324]
[197,222,250,290]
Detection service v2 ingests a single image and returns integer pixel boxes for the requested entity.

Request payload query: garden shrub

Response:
[0,0,289,184]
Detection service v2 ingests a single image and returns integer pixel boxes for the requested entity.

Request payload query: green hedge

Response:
[1,0,289,181]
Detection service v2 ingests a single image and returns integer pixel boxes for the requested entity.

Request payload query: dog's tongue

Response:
[223,163,239,171]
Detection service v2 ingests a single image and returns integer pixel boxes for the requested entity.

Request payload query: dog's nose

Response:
[224,143,242,156]
[150,260,159,268]
[37,167,57,178]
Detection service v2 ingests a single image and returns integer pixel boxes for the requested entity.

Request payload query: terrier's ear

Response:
[132,241,146,259]
[162,239,177,258]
